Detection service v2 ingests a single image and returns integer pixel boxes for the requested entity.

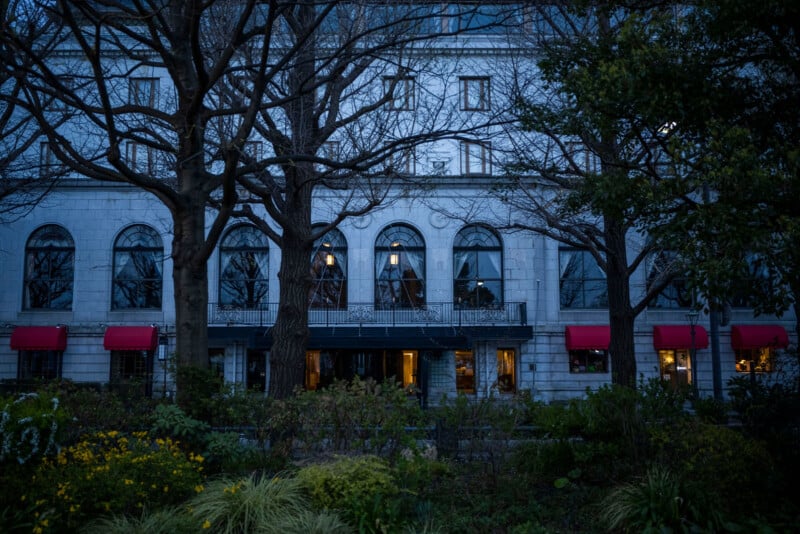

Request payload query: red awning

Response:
[10,326,68,351]
[565,325,610,350]
[103,326,158,351]
[731,325,789,350]
[653,325,709,350]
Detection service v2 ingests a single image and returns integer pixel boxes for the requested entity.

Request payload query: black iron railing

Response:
[208,301,527,327]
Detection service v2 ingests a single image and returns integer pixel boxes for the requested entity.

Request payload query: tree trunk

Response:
[172,203,209,369]
[268,211,313,399]
[604,216,637,388]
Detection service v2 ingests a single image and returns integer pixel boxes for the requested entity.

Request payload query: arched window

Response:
[24,225,75,310]
[646,250,692,309]
[219,225,269,307]
[375,224,425,309]
[310,227,347,309]
[453,224,503,308]
[112,225,163,309]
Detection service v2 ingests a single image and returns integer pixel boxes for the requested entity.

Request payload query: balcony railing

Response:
[208,301,527,327]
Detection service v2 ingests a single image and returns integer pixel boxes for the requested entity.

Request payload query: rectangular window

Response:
[565,141,600,174]
[109,349,153,397]
[384,76,415,110]
[39,142,59,175]
[460,77,491,111]
[455,350,475,394]
[387,148,415,175]
[659,349,692,388]
[559,248,608,309]
[461,141,491,176]
[735,348,773,373]
[129,77,159,107]
[569,349,608,373]
[125,141,154,174]
[209,348,225,379]
[17,350,63,380]
[402,350,418,389]
[496,349,515,393]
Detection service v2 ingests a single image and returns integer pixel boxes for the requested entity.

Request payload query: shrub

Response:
[287,377,428,459]
[0,392,67,467]
[188,473,351,534]
[82,507,201,534]
[600,465,702,532]
[296,455,406,533]
[24,431,205,532]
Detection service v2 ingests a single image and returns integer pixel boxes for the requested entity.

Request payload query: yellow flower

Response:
[202,520,212,529]
[124,479,134,485]
[163,485,169,493]
[194,484,204,494]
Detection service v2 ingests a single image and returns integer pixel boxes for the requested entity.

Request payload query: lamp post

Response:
[686,310,699,397]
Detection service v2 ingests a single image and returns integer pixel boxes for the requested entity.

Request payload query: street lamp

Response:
[686,310,699,396]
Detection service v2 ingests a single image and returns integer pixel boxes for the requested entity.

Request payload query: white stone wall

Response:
[1,182,796,402]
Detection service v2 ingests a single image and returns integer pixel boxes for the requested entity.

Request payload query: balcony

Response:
[208,301,527,327]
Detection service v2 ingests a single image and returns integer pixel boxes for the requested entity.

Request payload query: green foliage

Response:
[82,507,201,534]
[150,403,210,445]
[600,465,711,533]
[24,431,205,532]
[286,377,428,459]
[174,365,224,422]
[0,391,67,466]
[296,455,406,533]
[188,473,351,534]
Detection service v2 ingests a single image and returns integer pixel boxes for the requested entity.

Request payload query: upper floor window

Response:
[460,77,491,111]
[310,227,348,309]
[125,141,154,174]
[129,78,158,108]
[23,225,74,310]
[564,141,600,174]
[386,147,416,176]
[384,76,415,111]
[447,3,522,34]
[461,141,492,176]
[219,225,269,308]
[375,224,425,309]
[647,250,692,309]
[39,142,62,176]
[453,224,503,308]
[112,225,163,310]
[559,247,607,309]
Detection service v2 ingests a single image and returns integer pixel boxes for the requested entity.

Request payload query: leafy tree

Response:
[499,2,708,387]
[668,0,800,340]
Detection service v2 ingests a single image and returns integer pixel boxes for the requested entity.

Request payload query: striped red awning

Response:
[565,326,610,351]
[103,326,158,351]
[731,325,789,350]
[10,326,68,351]
[653,325,709,350]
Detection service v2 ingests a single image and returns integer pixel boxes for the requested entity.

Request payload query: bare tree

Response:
[0,0,67,222]
[233,2,521,397]
[2,0,285,377]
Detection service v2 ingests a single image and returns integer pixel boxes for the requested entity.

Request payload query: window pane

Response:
[219,226,269,307]
[112,225,163,310]
[375,224,425,309]
[24,225,74,310]
[310,228,347,309]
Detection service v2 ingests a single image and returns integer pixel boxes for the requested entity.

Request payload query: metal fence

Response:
[208,301,527,327]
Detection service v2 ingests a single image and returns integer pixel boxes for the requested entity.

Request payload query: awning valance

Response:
[565,326,610,351]
[104,326,158,351]
[653,325,709,350]
[10,326,68,351]
[731,325,789,350]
